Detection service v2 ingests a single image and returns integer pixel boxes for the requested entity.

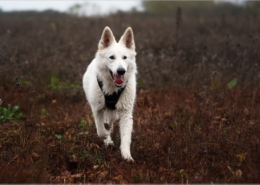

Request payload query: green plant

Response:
[54,134,63,140]
[94,151,104,165]
[176,169,188,183]
[214,83,221,87]
[132,173,141,181]
[137,79,144,88]
[41,108,47,116]
[82,151,91,157]
[79,119,88,130]
[20,78,32,86]
[227,78,238,89]
[48,74,63,89]
[0,104,22,123]
[48,73,81,90]
[50,22,57,32]
[69,148,75,155]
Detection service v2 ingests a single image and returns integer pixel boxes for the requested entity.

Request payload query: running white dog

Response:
[83,27,137,161]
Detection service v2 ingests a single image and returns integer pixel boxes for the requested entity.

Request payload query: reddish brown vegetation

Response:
[0,15,260,183]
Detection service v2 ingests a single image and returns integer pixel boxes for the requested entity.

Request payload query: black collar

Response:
[97,77,127,110]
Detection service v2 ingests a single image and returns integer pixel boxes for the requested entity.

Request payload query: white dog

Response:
[82,27,137,161]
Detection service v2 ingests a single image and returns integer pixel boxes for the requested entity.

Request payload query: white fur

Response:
[82,27,137,161]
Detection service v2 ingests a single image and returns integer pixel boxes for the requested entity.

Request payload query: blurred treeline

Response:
[0,9,65,17]
[115,1,260,17]
[0,1,260,17]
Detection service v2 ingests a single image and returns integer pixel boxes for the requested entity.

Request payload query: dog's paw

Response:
[123,156,134,163]
[121,152,134,162]
[104,138,114,147]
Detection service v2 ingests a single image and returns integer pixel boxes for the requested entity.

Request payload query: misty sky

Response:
[0,1,245,15]
[0,1,143,15]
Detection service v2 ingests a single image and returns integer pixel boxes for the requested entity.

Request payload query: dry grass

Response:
[0,15,259,183]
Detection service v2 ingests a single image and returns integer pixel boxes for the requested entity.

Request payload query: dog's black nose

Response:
[117,67,126,75]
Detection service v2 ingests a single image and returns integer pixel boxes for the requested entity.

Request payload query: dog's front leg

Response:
[93,110,114,146]
[93,110,108,139]
[118,111,134,161]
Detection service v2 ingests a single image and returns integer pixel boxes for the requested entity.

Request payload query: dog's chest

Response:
[97,77,126,110]
[103,92,123,110]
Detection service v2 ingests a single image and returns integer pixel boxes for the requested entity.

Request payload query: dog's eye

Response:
[123,56,127,60]
[109,56,115,60]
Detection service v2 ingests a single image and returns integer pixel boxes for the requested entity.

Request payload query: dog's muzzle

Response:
[109,69,125,87]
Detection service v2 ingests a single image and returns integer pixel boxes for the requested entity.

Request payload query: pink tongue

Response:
[114,75,124,85]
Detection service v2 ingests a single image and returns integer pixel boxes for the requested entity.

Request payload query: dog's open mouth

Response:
[109,70,124,87]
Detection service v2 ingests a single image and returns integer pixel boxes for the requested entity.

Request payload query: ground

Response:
[0,15,260,183]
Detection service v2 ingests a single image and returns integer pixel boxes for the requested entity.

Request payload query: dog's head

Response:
[96,27,137,88]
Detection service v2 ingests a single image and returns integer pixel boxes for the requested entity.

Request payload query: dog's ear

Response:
[99,27,115,50]
[119,27,135,50]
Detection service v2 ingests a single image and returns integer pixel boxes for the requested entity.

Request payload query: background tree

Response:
[141,1,250,17]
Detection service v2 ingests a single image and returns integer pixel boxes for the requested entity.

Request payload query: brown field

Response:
[0,15,260,183]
